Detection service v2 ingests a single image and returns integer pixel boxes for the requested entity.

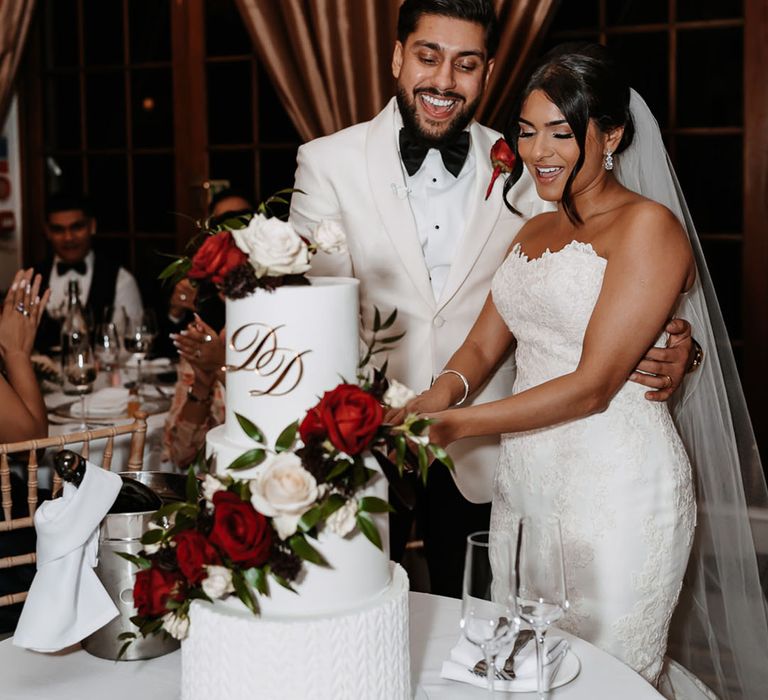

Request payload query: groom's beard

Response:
[396,87,480,148]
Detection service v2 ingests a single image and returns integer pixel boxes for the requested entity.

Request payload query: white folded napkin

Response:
[441,633,567,692]
[70,387,130,417]
[124,356,171,369]
[13,463,122,652]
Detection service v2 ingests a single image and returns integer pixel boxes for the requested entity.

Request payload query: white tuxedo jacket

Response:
[290,98,547,503]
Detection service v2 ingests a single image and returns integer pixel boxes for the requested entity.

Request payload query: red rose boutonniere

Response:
[485,138,516,200]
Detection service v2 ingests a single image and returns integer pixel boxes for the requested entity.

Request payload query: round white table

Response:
[1,592,662,699]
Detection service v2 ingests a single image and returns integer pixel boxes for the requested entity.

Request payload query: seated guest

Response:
[162,314,225,468]
[33,193,143,354]
[0,268,50,634]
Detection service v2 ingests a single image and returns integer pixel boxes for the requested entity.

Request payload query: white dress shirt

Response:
[395,111,476,301]
[47,250,143,323]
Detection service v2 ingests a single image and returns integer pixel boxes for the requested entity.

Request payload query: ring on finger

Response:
[661,374,673,389]
[15,302,26,314]
[203,334,213,343]
[180,293,187,302]
[195,349,201,358]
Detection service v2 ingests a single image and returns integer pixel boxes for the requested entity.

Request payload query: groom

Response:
[289,0,693,596]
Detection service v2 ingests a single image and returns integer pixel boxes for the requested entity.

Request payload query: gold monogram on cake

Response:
[226,323,310,396]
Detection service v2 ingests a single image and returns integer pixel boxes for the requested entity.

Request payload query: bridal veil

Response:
[615,90,768,699]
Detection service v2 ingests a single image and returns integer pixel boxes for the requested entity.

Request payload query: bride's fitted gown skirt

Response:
[490,242,696,684]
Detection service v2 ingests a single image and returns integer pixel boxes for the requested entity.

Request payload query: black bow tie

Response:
[56,260,87,276]
[399,128,470,178]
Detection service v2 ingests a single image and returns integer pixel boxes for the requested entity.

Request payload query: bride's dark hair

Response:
[503,43,635,224]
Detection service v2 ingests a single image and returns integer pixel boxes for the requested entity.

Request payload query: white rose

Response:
[250,453,319,539]
[161,612,189,640]
[233,214,311,278]
[201,565,235,600]
[202,474,226,504]
[313,220,348,255]
[383,379,417,409]
[326,498,358,537]
[143,521,165,555]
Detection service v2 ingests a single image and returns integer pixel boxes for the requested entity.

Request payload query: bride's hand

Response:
[385,385,453,426]
[630,318,692,401]
[421,410,457,449]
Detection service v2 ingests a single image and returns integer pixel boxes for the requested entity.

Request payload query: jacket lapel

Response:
[365,99,435,310]
[436,121,503,310]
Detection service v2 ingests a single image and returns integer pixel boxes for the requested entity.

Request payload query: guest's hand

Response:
[169,279,197,319]
[0,269,50,359]
[419,410,457,449]
[171,315,225,377]
[630,318,692,401]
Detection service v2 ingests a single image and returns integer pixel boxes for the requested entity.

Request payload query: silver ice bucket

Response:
[82,471,186,661]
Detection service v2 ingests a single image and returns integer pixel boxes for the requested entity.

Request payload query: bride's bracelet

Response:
[435,369,469,407]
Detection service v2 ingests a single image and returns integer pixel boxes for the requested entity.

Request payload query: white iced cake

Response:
[184,277,410,700]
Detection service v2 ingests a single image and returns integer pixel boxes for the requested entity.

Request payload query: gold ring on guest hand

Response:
[661,374,672,389]
[179,293,187,302]
[203,334,213,343]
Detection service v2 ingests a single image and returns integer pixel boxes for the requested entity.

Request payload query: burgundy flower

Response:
[133,566,185,617]
[175,530,221,584]
[485,138,516,200]
[315,384,383,455]
[209,491,271,567]
[188,231,248,285]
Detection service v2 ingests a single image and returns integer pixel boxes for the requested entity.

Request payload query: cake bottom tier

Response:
[181,563,411,700]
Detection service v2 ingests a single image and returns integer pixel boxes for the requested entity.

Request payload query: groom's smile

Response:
[392,14,494,145]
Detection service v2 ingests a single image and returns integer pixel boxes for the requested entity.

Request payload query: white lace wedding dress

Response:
[490,240,697,686]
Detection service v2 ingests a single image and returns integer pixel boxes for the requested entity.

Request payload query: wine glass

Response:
[515,515,568,698]
[123,308,157,391]
[64,342,96,430]
[461,530,519,697]
[94,321,120,371]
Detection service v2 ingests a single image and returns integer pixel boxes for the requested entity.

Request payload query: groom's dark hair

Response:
[503,43,636,225]
[397,0,499,57]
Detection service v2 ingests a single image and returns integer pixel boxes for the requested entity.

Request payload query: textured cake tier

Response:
[222,277,359,448]
[181,564,411,700]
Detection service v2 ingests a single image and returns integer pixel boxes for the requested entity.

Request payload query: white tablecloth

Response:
[0,592,662,699]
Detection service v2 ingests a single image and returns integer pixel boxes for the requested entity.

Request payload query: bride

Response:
[396,44,768,698]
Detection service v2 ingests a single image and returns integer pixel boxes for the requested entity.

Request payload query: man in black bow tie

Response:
[290,0,693,597]
[33,193,143,354]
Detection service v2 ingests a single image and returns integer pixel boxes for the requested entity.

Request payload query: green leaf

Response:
[321,493,347,518]
[380,308,398,331]
[275,421,298,452]
[325,458,352,481]
[186,466,200,503]
[298,504,322,532]
[217,215,250,230]
[228,448,267,472]
[140,617,164,637]
[116,640,133,661]
[429,444,455,471]
[356,513,383,550]
[152,501,189,521]
[380,332,406,345]
[232,571,260,616]
[115,552,152,570]
[235,414,266,444]
[289,534,329,566]
[117,631,137,641]
[244,567,269,597]
[409,419,431,435]
[373,307,382,332]
[271,572,298,593]
[394,434,407,471]
[418,444,429,485]
[358,496,394,514]
[140,528,164,545]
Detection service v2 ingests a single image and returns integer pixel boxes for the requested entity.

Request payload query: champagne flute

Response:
[64,342,97,430]
[461,530,519,697]
[515,515,568,699]
[94,321,120,371]
[123,308,157,392]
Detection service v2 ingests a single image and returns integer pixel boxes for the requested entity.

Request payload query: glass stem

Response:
[484,649,496,697]
[79,394,86,431]
[137,357,142,393]
[534,626,548,699]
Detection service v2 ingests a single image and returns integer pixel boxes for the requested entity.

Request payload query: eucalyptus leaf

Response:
[356,513,383,550]
[228,448,267,472]
[235,414,266,444]
[275,421,298,452]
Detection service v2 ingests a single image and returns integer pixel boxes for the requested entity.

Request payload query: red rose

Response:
[188,231,247,285]
[175,530,221,584]
[316,384,383,455]
[299,406,326,444]
[485,138,516,200]
[133,566,185,617]
[209,491,271,567]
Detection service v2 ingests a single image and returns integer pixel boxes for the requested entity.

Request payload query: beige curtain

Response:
[0,0,36,126]
[235,0,557,142]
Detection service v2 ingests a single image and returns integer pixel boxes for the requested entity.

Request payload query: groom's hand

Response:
[630,318,693,401]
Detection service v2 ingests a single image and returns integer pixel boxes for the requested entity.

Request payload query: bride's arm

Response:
[427,205,695,446]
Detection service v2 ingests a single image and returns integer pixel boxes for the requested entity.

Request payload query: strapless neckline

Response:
[511,240,606,265]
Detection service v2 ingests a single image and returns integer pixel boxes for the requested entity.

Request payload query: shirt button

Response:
[434,224,440,229]
[433,316,445,328]
[432,178,437,183]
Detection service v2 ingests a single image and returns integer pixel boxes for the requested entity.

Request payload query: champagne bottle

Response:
[61,280,90,394]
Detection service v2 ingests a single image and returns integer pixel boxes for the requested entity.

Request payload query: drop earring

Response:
[603,151,614,171]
